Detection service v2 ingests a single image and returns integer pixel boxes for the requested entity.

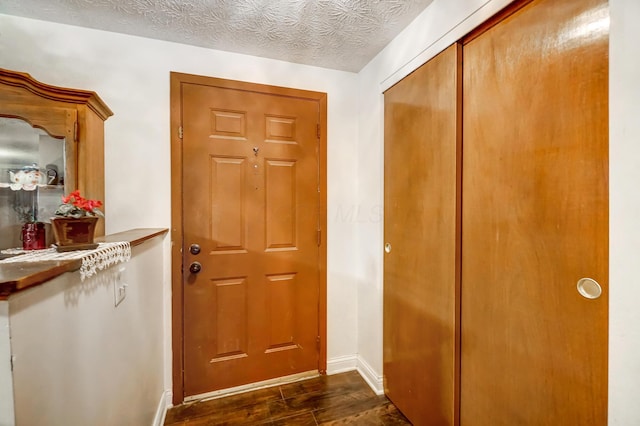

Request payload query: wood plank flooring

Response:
[165,371,411,425]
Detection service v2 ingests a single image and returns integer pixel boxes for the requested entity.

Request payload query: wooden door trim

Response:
[170,72,327,405]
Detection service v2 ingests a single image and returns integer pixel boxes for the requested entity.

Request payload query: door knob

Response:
[189,244,201,255]
[384,243,391,253]
[189,262,202,274]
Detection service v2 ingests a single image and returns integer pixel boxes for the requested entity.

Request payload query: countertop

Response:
[0,228,168,299]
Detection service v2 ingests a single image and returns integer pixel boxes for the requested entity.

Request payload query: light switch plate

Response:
[114,266,127,307]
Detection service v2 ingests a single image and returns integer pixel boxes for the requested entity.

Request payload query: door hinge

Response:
[317,229,321,247]
[178,126,183,139]
[316,124,320,139]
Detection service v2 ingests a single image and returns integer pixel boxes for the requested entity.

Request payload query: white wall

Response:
[8,238,164,425]
[0,13,361,400]
[0,301,15,426]
[356,0,640,421]
[609,0,640,424]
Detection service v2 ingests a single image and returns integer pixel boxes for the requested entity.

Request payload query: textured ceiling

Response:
[0,0,434,72]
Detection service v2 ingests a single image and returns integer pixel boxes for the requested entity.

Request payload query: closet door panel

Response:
[461,0,608,424]
[384,43,461,425]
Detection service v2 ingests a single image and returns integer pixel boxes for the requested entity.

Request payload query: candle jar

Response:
[22,222,46,250]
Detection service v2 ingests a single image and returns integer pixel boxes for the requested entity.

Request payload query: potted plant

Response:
[51,190,103,251]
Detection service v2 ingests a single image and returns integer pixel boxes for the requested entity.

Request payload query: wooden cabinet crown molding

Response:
[0,68,113,120]
[0,67,112,237]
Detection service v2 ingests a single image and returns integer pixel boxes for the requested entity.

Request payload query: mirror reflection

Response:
[0,117,66,250]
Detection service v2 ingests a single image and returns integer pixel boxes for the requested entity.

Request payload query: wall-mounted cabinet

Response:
[0,68,112,249]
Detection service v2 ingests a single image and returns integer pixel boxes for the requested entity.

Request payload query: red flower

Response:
[55,190,104,218]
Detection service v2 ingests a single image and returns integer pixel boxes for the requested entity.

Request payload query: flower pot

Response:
[50,216,99,251]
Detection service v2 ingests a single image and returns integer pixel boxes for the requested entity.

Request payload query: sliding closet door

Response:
[461,0,608,424]
[384,43,461,425]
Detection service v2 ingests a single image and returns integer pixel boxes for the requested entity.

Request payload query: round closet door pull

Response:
[384,243,392,253]
[577,278,602,299]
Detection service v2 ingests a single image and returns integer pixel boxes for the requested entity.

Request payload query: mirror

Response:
[0,117,66,250]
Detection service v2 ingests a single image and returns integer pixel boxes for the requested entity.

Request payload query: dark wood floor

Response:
[165,371,411,425]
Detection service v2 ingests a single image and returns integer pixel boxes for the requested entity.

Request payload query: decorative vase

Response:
[50,216,99,251]
[22,222,46,250]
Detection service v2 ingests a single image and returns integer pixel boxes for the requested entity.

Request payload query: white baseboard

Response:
[327,354,384,395]
[357,357,384,395]
[152,389,171,426]
[326,354,358,375]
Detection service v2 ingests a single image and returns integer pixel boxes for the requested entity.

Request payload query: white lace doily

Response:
[0,242,132,280]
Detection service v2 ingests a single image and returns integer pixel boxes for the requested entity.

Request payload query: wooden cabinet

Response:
[384,0,608,424]
[0,68,112,242]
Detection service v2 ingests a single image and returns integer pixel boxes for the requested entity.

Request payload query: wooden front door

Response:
[171,74,327,399]
[461,0,608,424]
[383,44,461,425]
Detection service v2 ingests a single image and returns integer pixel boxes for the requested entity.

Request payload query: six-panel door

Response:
[181,82,321,396]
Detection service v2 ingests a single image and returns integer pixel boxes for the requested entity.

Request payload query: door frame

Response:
[169,72,327,404]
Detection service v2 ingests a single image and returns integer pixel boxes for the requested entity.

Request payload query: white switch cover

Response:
[114,266,127,307]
